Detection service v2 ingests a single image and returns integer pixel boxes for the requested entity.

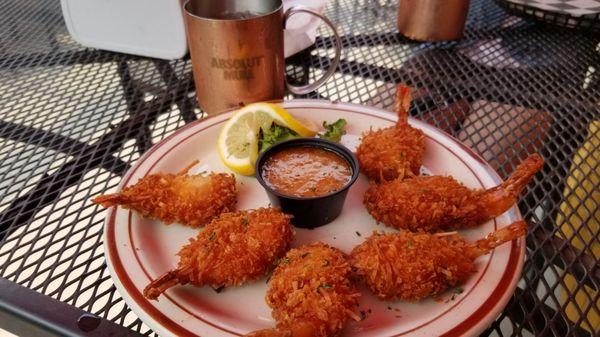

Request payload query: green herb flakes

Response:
[317,283,333,291]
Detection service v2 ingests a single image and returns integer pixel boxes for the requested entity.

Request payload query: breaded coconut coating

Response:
[356,85,426,182]
[350,221,527,301]
[93,161,236,227]
[143,208,294,299]
[246,243,360,337]
[364,154,543,231]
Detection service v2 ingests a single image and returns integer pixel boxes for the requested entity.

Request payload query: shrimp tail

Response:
[143,269,185,300]
[92,193,127,207]
[478,154,544,220]
[178,160,200,175]
[395,84,412,126]
[500,154,544,196]
[92,193,151,207]
[467,221,527,258]
[92,160,200,208]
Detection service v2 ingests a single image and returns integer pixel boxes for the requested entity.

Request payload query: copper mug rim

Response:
[183,0,283,22]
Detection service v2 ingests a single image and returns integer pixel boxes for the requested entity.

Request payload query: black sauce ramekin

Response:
[255,138,360,229]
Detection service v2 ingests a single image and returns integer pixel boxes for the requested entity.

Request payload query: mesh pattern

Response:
[0,0,598,336]
[494,0,600,32]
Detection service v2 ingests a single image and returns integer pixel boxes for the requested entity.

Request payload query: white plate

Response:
[103,100,525,337]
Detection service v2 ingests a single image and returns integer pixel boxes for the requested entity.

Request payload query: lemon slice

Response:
[218,103,318,175]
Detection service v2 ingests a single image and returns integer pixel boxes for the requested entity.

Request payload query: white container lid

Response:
[61,0,187,60]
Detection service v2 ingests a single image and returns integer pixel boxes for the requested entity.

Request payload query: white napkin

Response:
[283,0,327,57]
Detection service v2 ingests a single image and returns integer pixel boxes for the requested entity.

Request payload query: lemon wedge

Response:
[217,103,318,175]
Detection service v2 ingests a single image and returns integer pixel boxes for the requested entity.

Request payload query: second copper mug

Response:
[184,0,341,114]
[398,0,470,41]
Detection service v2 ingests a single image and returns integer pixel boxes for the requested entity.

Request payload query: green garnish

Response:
[317,283,333,291]
[319,119,347,142]
[208,232,216,241]
[278,257,290,265]
[258,118,348,153]
[454,287,464,294]
[259,123,298,153]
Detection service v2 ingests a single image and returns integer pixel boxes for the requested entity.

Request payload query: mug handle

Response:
[284,6,342,95]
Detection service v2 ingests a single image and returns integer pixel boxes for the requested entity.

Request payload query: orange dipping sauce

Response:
[261,147,352,197]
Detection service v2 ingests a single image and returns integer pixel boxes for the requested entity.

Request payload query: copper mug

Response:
[184,0,342,114]
[397,0,470,41]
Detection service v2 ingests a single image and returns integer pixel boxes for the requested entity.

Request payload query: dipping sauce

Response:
[261,147,352,197]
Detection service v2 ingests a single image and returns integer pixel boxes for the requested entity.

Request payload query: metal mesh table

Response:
[0,0,598,336]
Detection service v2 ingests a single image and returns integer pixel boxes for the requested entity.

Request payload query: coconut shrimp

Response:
[93,160,236,228]
[364,154,543,231]
[356,85,426,182]
[143,208,294,299]
[246,243,361,337]
[350,221,527,301]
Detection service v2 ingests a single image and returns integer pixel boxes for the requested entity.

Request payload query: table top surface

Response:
[0,0,598,336]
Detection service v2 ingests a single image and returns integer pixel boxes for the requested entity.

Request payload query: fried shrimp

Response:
[93,160,236,228]
[143,208,294,299]
[246,243,361,337]
[350,221,527,301]
[364,154,543,231]
[356,85,426,182]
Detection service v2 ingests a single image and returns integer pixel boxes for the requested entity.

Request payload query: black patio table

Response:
[0,0,598,336]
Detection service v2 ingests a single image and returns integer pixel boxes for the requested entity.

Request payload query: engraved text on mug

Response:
[211,56,264,80]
